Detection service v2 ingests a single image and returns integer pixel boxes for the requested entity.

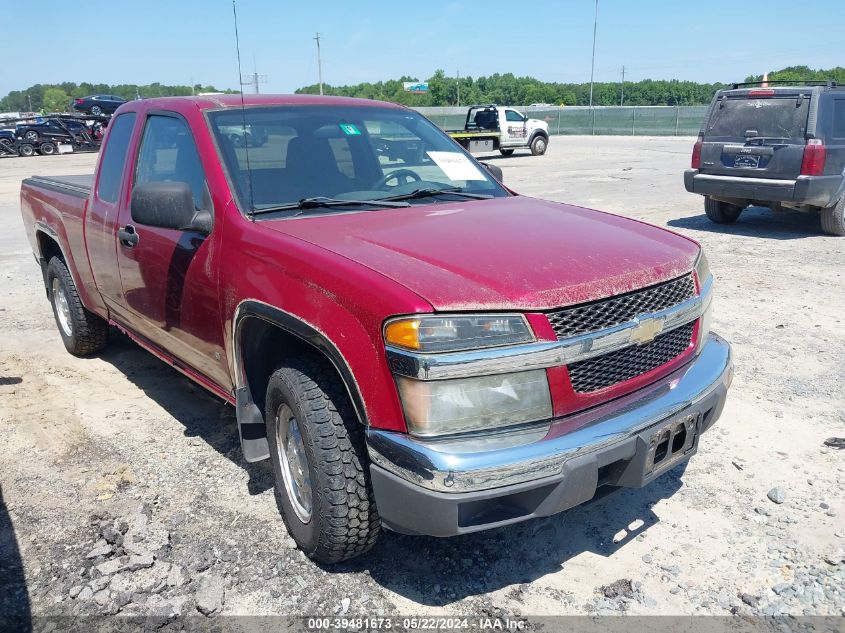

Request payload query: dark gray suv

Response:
[685,82,845,235]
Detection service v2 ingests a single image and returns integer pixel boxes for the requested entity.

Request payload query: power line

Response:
[314,32,324,95]
[588,0,598,109]
[620,65,625,106]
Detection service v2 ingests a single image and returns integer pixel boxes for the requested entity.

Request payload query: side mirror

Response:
[480,162,504,183]
[130,181,212,234]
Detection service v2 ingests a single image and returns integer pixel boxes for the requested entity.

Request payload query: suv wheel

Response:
[46,257,109,356]
[23,130,39,143]
[821,196,845,236]
[704,197,743,224]
[265,356,380,563]
[90,105,103,116]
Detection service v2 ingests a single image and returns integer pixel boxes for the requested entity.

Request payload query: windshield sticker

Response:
[426,151,486,181]
[339,123,361,136]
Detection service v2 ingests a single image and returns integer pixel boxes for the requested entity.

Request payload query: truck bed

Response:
[25,174,93,199]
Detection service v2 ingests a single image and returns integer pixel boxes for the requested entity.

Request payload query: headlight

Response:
[384,314,533,353]
[395,370,552,437]
[694,249,711,288]
[695,249,713,352]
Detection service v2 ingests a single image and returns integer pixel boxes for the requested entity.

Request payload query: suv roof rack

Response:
[729,80,838,89]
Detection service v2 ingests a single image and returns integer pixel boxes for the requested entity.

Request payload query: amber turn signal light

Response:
[384,318,421,350]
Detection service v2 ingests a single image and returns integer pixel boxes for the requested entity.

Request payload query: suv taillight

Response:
[691,135,703,169]
[800,139,826,176]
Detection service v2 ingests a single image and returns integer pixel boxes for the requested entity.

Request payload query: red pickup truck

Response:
[20,95,733,564]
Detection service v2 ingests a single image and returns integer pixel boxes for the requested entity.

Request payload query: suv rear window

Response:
[706,97,809,140]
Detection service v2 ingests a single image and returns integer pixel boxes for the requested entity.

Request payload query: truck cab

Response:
[449,104,550,156]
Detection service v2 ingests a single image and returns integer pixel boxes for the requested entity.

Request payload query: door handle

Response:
[118,224,139,248]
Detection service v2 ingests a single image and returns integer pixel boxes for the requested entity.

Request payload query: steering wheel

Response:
[373,168,422,190]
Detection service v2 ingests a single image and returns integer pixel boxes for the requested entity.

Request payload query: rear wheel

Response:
[529,135,548,156]
[499,148,515,157]
[46,257,108,356]
[90,105,103,116]
[821,196,845,236]
[23,130,39,143]
[39,142,56,156]
[265,356,380,563]
[704,196,743,224]
[18,144,34,157]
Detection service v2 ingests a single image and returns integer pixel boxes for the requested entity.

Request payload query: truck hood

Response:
[262,196,699,311]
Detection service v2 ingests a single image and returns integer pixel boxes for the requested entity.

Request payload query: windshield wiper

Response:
[383,187,494,202]
[251,196,410,217]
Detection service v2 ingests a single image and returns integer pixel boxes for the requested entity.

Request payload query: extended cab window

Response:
[505,110,525,122]
[96,112,136,204]
[135,115,207,210]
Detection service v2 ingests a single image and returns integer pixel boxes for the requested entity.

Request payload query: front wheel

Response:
[529,135,548,156]
[265,357,380,563]
[704,196,743,224]
[46,257,108,356]
[821,196,845,236]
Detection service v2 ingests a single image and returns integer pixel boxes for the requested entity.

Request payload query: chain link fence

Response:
[415,105,709,136]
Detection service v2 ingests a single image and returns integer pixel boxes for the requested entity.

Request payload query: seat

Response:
[285,136,353,198]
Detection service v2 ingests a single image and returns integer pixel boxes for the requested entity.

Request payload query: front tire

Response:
[529,134,548,156]
[46,257,108,356]
[821,196,845,236]
[265,357,379,564]
[704,196,743,224]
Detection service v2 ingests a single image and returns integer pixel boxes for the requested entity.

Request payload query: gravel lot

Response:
[1,137,843,625]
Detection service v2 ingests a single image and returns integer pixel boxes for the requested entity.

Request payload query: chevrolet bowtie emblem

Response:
[631,316,665,345]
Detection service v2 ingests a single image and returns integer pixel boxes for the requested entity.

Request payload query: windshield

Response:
[706,96,810,141]
[208,105,508,215]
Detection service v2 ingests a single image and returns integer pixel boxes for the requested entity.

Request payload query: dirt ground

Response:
[1,137,843,624]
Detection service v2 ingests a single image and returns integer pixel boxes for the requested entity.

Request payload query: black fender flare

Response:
[232,300,369,462]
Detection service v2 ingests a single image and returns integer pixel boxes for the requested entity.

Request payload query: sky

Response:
[4,0,844,97]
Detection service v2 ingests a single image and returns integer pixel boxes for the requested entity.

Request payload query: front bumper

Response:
[684,169,842,208]
[367,333,732,537]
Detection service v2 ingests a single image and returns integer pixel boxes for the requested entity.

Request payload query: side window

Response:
[832,100,845,140]
[505,110,525,122]
[135,115,207,210]
[96,112,136,204]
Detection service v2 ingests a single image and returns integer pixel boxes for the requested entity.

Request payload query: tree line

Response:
[295,65,844,107]
[0,82,237,113]
[2,66,841,113]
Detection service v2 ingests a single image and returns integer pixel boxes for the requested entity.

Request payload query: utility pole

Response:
[620,65,625,106]
[588,0,598,109]
[240,68,267,94]
[190,77,194,96]
[314,32,324,95]
[456,70,460,107]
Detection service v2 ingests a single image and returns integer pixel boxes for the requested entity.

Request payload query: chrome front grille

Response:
[567,322,695,393]
[547,275,696,339]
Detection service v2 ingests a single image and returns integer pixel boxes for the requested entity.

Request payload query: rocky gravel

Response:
[1,139,844,627]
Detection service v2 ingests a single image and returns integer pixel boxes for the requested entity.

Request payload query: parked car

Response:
[685,81,845,235]
[20,94,732,564]
[447,104,550,156]
[0,129,14,147]
[72,94,127,116]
